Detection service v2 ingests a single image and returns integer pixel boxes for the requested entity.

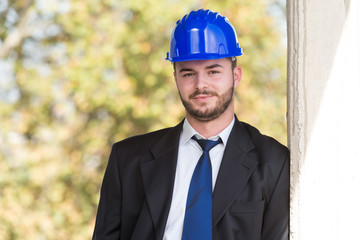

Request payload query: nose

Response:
[195,72,209,90]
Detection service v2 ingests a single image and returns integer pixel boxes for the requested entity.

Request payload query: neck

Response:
[186,106,235,139]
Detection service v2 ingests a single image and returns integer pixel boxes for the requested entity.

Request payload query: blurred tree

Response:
[0,0,286,239]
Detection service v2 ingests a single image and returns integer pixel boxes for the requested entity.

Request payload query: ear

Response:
[233,66,242,88]
[173,71,177,83]
[172,62,178,83]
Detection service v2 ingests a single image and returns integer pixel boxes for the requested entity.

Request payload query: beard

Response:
[179,85,234,122]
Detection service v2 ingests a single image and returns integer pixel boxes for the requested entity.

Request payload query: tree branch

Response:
[0,0,35,58]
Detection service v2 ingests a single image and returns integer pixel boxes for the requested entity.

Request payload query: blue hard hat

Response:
[166,9,243,62]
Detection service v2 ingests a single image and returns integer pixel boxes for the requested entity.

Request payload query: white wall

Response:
[287,0,360,239]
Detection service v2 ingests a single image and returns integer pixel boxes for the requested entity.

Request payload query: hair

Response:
[230,57,237,70]
[173,57,238,72]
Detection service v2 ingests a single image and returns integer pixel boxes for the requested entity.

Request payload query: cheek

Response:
[176,82,189,98]
[223,76,236,88]
[177,80,193,92]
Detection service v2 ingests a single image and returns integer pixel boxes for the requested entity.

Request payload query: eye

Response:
[209,70,220,74]
[183,72,195,77]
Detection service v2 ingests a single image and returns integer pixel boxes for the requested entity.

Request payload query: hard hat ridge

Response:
[166,9,243,62]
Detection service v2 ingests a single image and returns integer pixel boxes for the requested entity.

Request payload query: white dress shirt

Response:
[162,117,235,240]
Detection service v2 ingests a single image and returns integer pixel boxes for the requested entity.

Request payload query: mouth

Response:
[192,94,214,101]
[190,90,217,100]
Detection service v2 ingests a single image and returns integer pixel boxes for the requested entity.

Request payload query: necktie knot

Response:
[191,136,222,152]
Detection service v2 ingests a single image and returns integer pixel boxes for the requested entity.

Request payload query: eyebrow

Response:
[205,64,224,70]
[178,64,224,73]
[179,68,194,73]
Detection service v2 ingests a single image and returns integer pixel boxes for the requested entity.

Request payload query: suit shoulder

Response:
[107,127,175,169]
[113,126,173,149]
[240,121,289,157]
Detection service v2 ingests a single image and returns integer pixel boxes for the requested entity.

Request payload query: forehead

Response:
[175,58,231,70]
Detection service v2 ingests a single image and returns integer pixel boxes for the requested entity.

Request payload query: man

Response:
[93,9,289,240]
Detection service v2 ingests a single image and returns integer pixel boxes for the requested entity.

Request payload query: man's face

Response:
[174,58,241,122]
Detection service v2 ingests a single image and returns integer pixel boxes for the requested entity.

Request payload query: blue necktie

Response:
[181,136,222,240]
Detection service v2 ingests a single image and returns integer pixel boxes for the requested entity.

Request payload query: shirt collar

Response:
[179,117,235,147]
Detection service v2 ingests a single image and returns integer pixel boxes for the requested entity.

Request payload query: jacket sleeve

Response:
[261,149,290,240]
[93,144,122,240]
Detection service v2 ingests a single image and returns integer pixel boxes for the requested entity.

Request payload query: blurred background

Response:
[0,0,286,239]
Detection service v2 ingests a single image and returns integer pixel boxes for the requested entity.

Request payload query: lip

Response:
[192,94,214,101]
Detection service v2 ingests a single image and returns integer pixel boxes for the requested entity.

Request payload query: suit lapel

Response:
[139,121,183,240]
[212,118,258,226]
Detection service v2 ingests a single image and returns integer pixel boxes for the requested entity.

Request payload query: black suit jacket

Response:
[93,117,290,240]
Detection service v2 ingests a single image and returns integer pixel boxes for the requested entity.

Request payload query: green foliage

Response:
[0,0,286,239]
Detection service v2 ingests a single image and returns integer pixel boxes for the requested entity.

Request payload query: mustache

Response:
[189,90,218,99]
